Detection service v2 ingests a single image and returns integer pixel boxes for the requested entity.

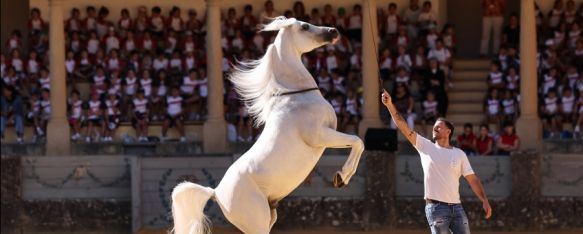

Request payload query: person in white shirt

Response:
[382,89,492,234]
[162,86,187,142]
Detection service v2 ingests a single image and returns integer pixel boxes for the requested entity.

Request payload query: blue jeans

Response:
[425,202,471,234]
[0,115,24,137]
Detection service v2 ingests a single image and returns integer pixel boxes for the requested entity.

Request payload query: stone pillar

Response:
[516,0,542,151]
[46,0,70,156]
[363,151,396,229]
[203,0,228,153]
[359,0,384,138]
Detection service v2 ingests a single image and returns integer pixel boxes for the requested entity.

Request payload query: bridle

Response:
[273,87,320,96]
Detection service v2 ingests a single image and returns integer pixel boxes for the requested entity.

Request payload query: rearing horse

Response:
[171,17,365,234]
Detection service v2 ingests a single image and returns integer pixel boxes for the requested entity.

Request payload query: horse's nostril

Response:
[328,28,339,36]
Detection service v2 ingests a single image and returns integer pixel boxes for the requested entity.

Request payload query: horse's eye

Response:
[301,24,310,31]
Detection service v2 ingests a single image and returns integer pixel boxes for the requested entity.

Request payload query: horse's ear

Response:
[260,17,297,31]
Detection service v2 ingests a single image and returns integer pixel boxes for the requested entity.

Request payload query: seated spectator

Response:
[441,24,457,53]
[396,46,412,71]
[168,7,184,33]
[501,89,518,124]
[330,69,346,95]
[382,3,401,39]
[379,48,394,79]
[117,8,133,35]
[132,89,149,142]
[196,68,209,118]
[505,66,520,93]
[421,91,439,136]
[237,103,253,142]
[92,66,107,95]
[424,25,439,49]
[342,89,360,133]
[565,65,579,90]
[424,59,448,116]
[316,68,332,92]
[330,92,344,125]
[68,90,83,141]
[149,82,164,122]
[476,124,494,156]
[417,1,436,30]
[84,91,104,142]
[542,67,558,96]
[540,88,560,138]
[559,88,576,127]
[104,92,120,142]
[181,69,203,120]
[321,4,335,27]
[26,91,42,141]
[496,122,520,155]
[487,61,504,90]
[0,54,6,78]
[162,86,186,142]
[240,5,258,40]
[575,90,583,138]
[39,88,51,138]
[149,6,166,38]
[502,14,520,50]
[1,85,24,143]
[390,83,415,129]
[395,67,411,87]
[483,88,501,126]
[346,4,363,42]
[427,39,452,74]
[457,123,477,156]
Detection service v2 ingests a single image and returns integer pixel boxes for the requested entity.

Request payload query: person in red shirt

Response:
[497,122,520,156]
[457,123,477,156]
[476,124,494,156]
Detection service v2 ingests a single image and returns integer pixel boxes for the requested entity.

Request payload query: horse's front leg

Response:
[308,127,365,188]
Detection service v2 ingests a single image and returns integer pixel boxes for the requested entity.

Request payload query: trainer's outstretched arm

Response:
[381,89,416,146]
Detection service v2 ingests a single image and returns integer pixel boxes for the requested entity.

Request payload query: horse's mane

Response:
[229,44,280,127]
[229,17,298,126]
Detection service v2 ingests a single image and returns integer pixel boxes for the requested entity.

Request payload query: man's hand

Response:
[483,200,492,219]
[381,89,392,107]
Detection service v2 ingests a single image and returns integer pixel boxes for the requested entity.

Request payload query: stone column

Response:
[203,0,228,153]
[46,0,70,155]
[516,0,542,151]
[359,0,384,138]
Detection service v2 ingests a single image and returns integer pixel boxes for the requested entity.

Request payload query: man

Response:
[457,123,477,156]
[382,89,492,234]
[1,85,25,143]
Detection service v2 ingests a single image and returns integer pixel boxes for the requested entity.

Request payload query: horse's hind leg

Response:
[215,176,272,234]
[269,208,277,230]
[268,200,279,229]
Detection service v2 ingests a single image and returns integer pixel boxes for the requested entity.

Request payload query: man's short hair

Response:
[436,117,454,141]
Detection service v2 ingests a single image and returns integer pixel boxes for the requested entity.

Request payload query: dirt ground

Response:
[10,228,582,234]
[135,228,583,234]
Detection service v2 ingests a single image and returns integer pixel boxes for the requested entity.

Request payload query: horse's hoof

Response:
[333,172,346,188]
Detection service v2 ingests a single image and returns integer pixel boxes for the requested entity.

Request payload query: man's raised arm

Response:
[381,89,416,146]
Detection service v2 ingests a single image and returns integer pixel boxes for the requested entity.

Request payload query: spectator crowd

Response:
[3,0,579,150]
[478,0,582,143]
[2,0,459,144]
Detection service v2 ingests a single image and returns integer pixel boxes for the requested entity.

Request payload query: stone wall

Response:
[2,151,582,233]
[0,156,131,234]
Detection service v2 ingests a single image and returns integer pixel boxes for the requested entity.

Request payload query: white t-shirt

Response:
[414,134,474,204]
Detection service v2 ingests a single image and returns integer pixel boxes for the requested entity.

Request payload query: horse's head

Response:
[262,17,340,53]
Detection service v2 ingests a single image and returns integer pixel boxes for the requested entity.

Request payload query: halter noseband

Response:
[274,87,320,96]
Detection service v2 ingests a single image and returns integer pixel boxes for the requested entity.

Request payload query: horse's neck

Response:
[269,38,317,91]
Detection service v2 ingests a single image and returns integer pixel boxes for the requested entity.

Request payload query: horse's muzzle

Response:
[323,28,340,43]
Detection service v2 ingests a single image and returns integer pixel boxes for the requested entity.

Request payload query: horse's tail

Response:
[171,182,214,234]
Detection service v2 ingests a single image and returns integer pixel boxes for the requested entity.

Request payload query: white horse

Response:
[171,17,365,234]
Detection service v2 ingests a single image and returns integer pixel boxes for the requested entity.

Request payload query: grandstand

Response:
[0,0,582,233]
